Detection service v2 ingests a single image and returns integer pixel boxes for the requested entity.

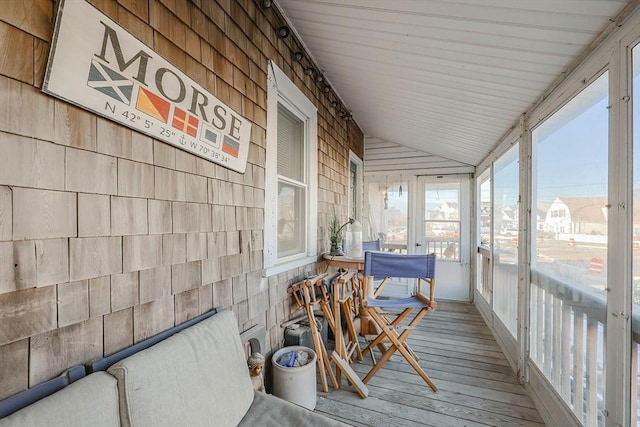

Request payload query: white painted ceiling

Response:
[277,0,632,169]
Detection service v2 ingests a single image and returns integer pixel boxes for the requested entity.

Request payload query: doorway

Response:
[415,175,472,302]
[364,175,472,301]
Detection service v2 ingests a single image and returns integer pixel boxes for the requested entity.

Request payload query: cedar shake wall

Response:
[0,0,363,399]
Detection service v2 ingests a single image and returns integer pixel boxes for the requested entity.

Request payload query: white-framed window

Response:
[263,61,318,276]
[348,151,363,221]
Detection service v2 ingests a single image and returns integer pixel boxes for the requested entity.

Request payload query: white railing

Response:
[476,246,518,335]
[425,237,458,260]
[476,247,623,427]
[493,262,518,336]
[477,245,491,300]
[530,270,607,427]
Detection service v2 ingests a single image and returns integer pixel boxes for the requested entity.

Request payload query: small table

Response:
[322,253,364,273]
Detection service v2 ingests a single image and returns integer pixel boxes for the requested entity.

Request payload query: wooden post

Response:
[359,275,374,336]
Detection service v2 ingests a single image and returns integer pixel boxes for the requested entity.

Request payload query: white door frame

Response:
[415,174,472,302]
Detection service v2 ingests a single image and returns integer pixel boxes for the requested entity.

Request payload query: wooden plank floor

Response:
[313,301,546,427]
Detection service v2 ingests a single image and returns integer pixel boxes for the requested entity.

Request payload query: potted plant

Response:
[329,214,345,256]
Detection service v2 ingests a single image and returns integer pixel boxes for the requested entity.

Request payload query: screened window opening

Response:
[366,181,408,253]
[492,143,519,337]
[530,71,609,426]
[477,171,492,298]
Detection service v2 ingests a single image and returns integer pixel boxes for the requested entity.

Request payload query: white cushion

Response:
[239,391,351,427]
[108,310,254,427]
[0,372,120,427]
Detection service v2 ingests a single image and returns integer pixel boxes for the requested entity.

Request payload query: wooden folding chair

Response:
[360,251,438,392]
[324,271,363,363]
[288,274,339,393]
[313,271,366,397]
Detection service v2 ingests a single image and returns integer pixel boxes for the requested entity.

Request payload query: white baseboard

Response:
[527,362,582,427]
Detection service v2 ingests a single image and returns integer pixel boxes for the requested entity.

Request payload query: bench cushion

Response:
[0,372,120,427]
[238,391,351,427]
[108,310,254,427]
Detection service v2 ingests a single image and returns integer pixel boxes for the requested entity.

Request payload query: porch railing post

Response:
[518,115,532,385]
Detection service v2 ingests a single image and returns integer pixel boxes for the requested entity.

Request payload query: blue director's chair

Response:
[360,251,438,392]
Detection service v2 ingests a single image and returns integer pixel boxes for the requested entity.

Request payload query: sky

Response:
[491,72,610,206]
[534,96,609,203]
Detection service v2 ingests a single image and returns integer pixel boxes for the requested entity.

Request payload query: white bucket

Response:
[271,346,317,410]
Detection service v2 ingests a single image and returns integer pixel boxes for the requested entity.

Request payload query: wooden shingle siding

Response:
[28,316,103,386]
[186,232,208,262]
[0,0,362,400]
[0,241,36,294]
[35,238,69,287]
[96,117,134,159]
[148,199,172,234]
[12,188,77,240]
[117,159,156,199]
[0,21,35,84]
[139,265,172,304]
[170,261,202,294]
[174,287,200,324]
[0,287,56,346]
[57,280,90,328]
[88,276,112,318]
[0,78,54,141]
[0,133,65,191]
[132,296,174,343]
[0,186,11,241]
[110,271,139,312]
[110,196,149,236]
[54,102,98,150]
[66,148,118,195]
[103,307,134,356]
[162,233,187,265]
[0,339,28,399]
[78,194,111,237]
[123,234,163,272]
[69,237,123,282]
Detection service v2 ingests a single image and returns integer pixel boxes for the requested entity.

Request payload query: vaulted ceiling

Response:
[277,0,634,170]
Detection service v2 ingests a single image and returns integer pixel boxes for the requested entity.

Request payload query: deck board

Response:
[312,301,545,426]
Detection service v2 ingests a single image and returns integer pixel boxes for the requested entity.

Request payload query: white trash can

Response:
[272,346,317,410]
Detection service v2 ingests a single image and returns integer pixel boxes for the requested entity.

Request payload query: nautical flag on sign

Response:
[136,87,170,123]
[87,59,133,105]
[222,135,240,158]
[199,123,221,149]
[172,107,199,137]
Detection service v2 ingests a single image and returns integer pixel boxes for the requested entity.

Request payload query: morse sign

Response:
[43,0,252,173]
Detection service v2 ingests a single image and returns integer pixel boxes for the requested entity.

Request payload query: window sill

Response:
[262,255,317,277]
